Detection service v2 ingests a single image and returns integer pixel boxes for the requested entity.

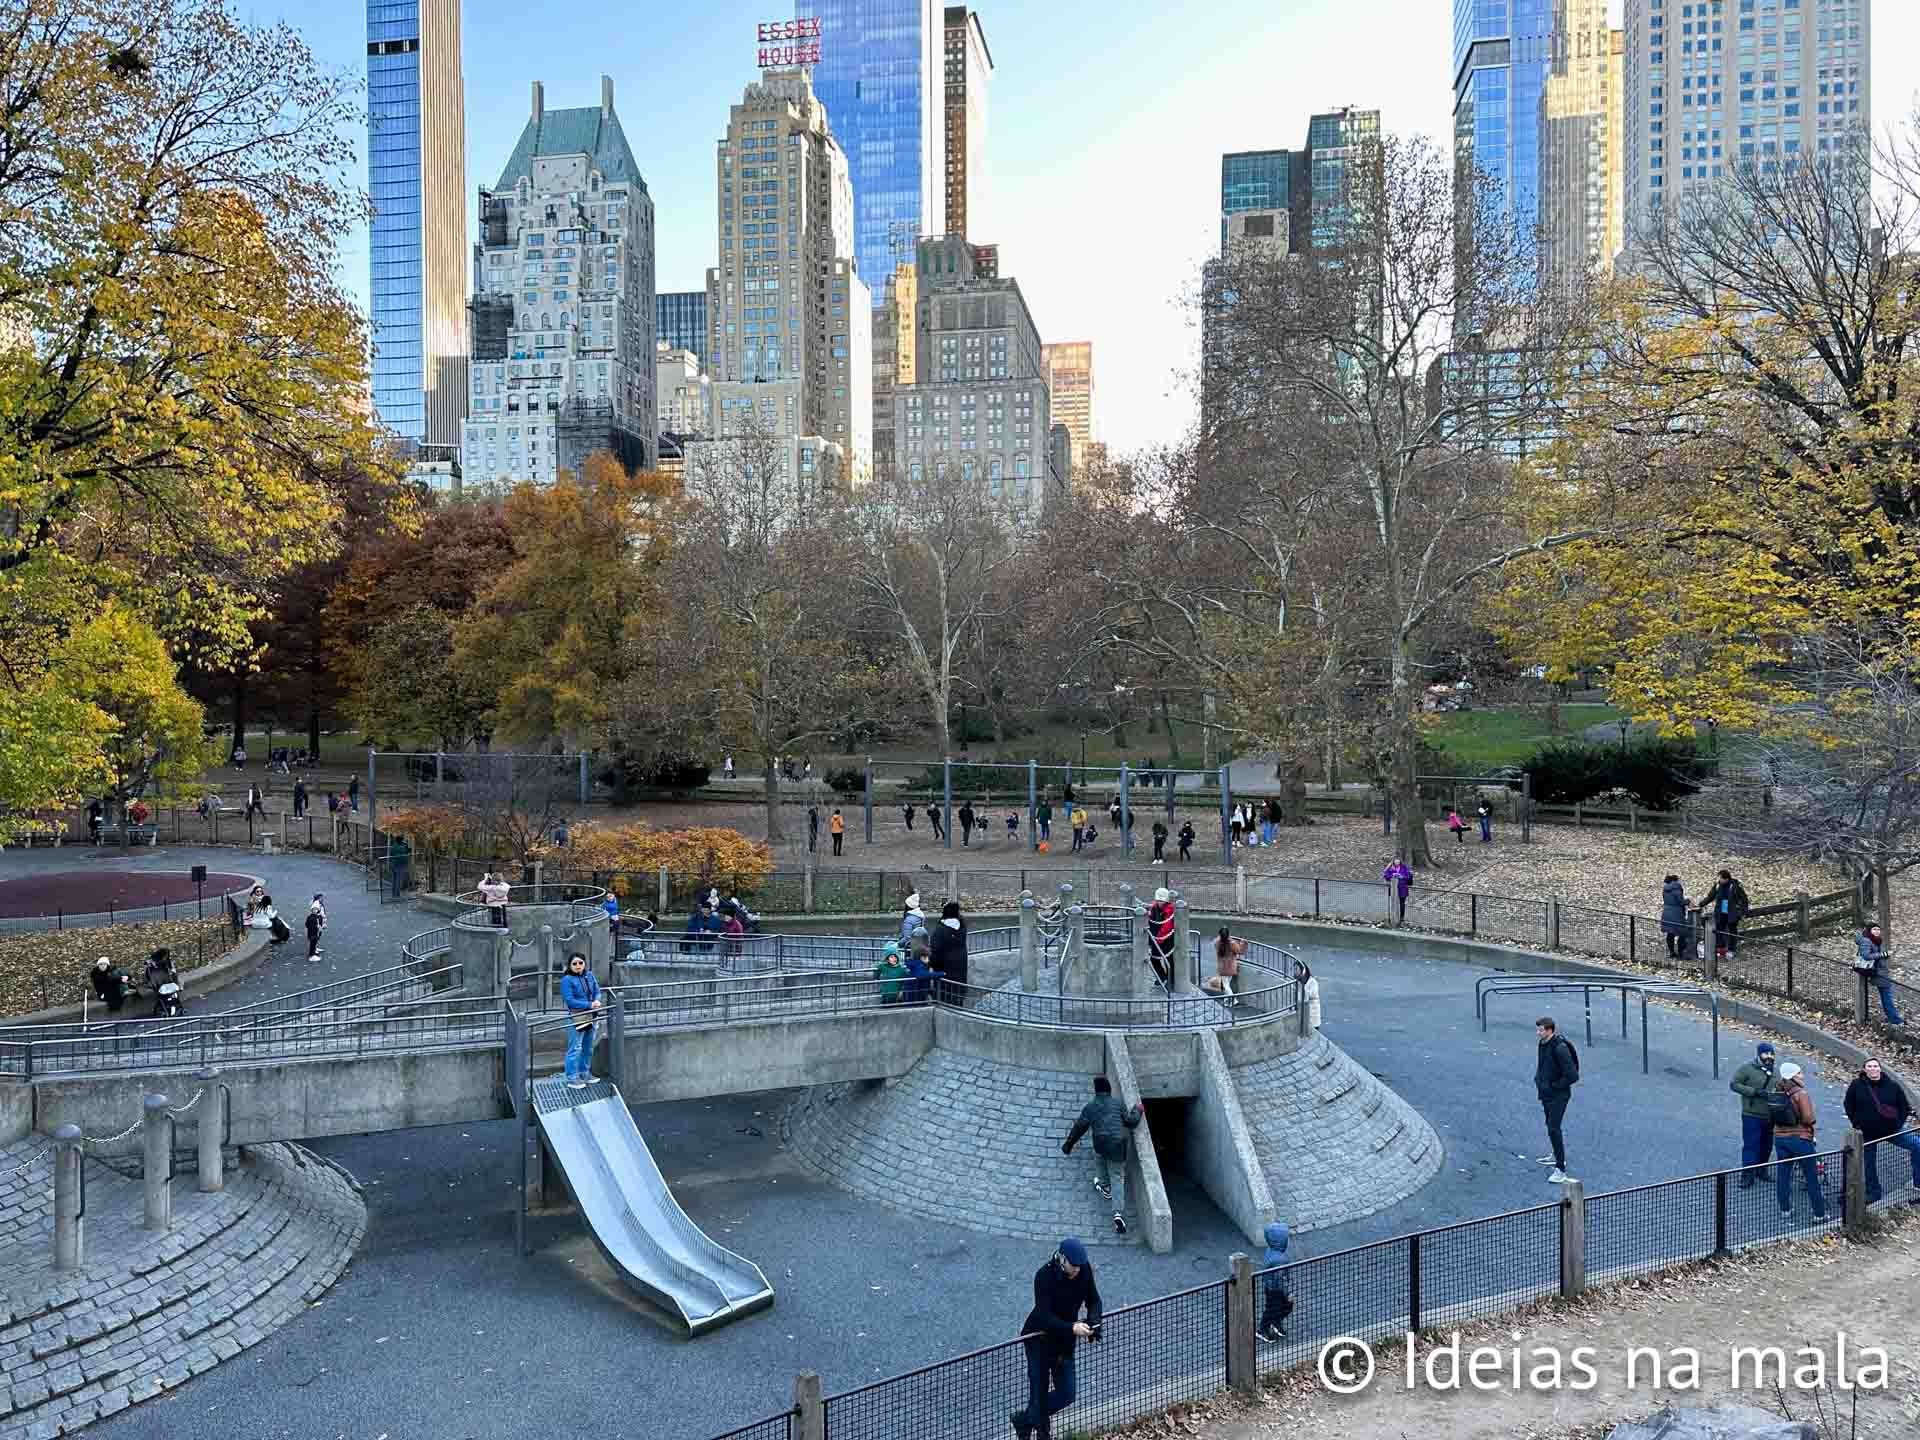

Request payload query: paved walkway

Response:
[0,1138,364,1438]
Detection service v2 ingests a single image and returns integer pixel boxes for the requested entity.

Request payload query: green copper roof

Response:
[495,105,647,193]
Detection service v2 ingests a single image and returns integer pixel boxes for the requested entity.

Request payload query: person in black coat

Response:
[928,900,968,1003]
[1012,1238,1102,1440]
[1706,869,1749,958]
[1844,1058,1920,1203]
[89,957,130,1012]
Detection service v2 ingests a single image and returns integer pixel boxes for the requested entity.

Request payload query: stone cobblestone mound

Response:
[0,1136,366,1438]
[785,1052,1147,1246]
[1238,1030,1444,1232]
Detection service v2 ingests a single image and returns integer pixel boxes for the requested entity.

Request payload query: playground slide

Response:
[528,1076,774,1334]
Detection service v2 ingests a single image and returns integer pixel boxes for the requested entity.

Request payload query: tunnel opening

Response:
[1143,1097,1192,1177]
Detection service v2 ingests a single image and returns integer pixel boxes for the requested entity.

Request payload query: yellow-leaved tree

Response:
[542,823,774,899]
[0,0,405,819]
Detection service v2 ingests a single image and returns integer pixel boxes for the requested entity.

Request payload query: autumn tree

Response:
[1196,133,1603,862]
[453,451,672,746]
[0,0,404,813]
[1490,121,1920,729]
[847,460,1030,757]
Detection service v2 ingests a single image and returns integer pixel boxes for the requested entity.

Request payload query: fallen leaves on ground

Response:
[0,918,238,1017]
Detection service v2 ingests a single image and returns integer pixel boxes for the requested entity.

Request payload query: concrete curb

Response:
[5,928,274,1028]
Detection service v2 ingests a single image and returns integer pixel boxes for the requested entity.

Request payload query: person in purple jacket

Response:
[1383,859,1413,923]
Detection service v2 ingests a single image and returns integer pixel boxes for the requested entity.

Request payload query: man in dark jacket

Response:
[1063,1076,1145,1235]
[1661,876,1691,960]
[1177,820,1195,862]
[1707,869,1749,959]
[1534,1017,1578,1185]
[1844,1058,1920,1204]
[929,900,968,1003]
[958,801,975,846]
[1729,1042,1778,1185]
[1012,1238,1102,1440]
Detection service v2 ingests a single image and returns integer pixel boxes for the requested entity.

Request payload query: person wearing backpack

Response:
[1769,1061,1826,1220]
[1728,1041,1779,1186]
[1534,1016,1579,1184]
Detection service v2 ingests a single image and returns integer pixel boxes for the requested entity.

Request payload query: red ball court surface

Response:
[0,871,256,920]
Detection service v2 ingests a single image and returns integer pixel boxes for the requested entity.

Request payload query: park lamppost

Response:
[1617,717,1630,753]
[191,864,207,969]
[1706,718,1719,756]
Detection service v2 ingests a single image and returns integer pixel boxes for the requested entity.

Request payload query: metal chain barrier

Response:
[167,1087,206,1119]
[80,1116,147,1149]
[1,1142,54,1179]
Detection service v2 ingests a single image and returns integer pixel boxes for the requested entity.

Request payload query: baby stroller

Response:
[146,950,184,1017]
[1082,824,1099,849]
[267,910,292,945]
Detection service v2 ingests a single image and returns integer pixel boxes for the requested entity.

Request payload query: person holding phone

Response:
[1011,1237,1102,1440]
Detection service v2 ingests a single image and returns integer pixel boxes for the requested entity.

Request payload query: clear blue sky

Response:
[284,0,1917,458]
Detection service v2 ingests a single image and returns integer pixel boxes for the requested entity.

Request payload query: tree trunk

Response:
[1324,720,1341,791]
[1279,756,1310,824]
[230,669,248,752]
[763,758,784,846]
[1389,631,1433,867]
[1876,862,1892,943]
[1159,691,1183,762]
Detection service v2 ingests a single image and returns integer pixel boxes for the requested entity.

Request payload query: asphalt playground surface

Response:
[0,846,1799,1440]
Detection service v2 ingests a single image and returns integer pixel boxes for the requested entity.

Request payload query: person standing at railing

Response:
[1844,1058,1919,1204]
[872,942,909,1003]
[900,893,927,945]
[1203,927,1244,1001]
[560,952,603,1091]
[292,777,308,819]
[1298,962,1321,1031]
[1660,876,1693,960]
[479,872,511,927]
[929,900,968,1003]
[1729,1042,1778,1185]
[1383,860,1413,924]
[1011,1238,1103,1440]
[1145,890,1176,987]
[1706,869,1749,961]
[1063,1077,1143,1237]
[1853,925,1904,1026]
[1769,1062,1826,1220]
[348,773,359,812]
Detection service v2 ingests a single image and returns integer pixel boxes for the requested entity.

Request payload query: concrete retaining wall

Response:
[0,1082,29,1146]
[1186,1029,1278,1246]
[623,1008,932,1105]
[1104,1034,1173,1253]
[30,1049,504,1147]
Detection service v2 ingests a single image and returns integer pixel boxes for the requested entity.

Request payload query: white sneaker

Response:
[1548,1169,1571,1184]
[566,1080,590,1090]
[1536,1155,1557,1165]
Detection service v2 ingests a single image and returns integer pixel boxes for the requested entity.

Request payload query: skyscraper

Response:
[1306,106,1382,246]
[703,70,871,483]
[1541,0,1622,285]
[366,0,468,448]
[800,0,945,304]
[1218,109,1381,258]
[1452,0,1554,243]
[656,291,709,372]
[943,7,991,239]
[895,235,1060,521]
[1220,150,1300,255]
[871,262,917,484]
[1621,0,1870,246]
[1040,342,1093,470]
[459,77,657,487]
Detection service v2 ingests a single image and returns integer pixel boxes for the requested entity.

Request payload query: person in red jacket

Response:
[1145,888,1176,988]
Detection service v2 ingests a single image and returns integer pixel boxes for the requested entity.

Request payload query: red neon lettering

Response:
[757,47,771,65]
[757,24,769,41]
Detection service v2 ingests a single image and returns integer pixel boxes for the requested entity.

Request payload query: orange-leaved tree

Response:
[377,802,474,894]
[540,822,773,899]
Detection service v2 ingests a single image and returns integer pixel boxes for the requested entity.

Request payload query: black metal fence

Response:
[712,1148,1885,1440]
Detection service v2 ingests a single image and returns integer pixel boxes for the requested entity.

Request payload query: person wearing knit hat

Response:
[1013,1237,1103,1440]
[899,894,925,946]
[1771,1061,1827,1220]
[1145,889,1176,988]
[1729,1042,1779,1186]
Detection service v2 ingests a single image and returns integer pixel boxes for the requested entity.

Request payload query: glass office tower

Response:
[656,291,709,373]
[1452,0,1552,246]
[367,0,468,446]
[799,0,945,306]
[1220,150,1297,255]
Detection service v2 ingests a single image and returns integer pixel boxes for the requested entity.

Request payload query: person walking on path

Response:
[292,778,308,819]
[1729,1042,1778,1184]
[1257,1222,1293,1342]
[903,802,917,832]
[929,900,968,1003]
[928,802,945,843]
[1447,808,1466,844]
[1383,859,1413,924]
[559,953,603,1089]
[1037,799,1052,844]
[1844,1057,1920,1204]
[1476,799,1493,843]
[1062,1077,1144,1236]
[1661,876,1693,960]
[304,895,326,962]
[1150,819,1168,864]
[1011,1238,1103,1440]
[958,801,976,847]
[1707,868,1749,960]
[1070,806,1087,853]
[830,808,845,857]
[1177,819,1194,862]
[1534,1016,1579,1185]
[1854,924,1905,1025]
[1770,1061,1826,1219]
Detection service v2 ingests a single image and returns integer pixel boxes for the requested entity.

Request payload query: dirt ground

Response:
[1143,1209,1920,1440]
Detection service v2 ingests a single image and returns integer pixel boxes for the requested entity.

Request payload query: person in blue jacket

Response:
[560,952,603,1089]
[902,946,935,1005]
[1258,1222,1293,1342]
